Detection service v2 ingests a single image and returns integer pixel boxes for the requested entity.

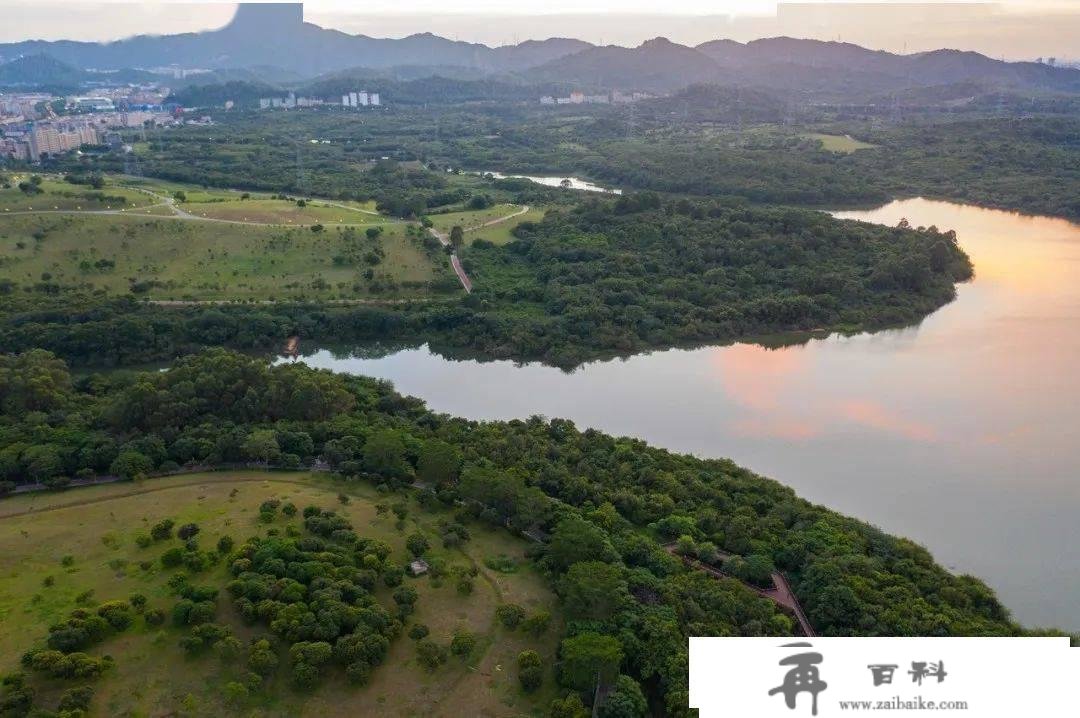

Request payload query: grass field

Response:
[465,207,545,246]
[0,213,445,300]
[179,199,387,226]
[0,176,158,213]
[0,471,562,717]
[429,205,527,236]
[801,133,877,153]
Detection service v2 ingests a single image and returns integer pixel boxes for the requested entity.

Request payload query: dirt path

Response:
[0,473,322,520]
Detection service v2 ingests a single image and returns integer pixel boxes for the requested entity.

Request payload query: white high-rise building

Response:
[358,91,369,106]
[370,93,380,106]
[349,92,359,107]
[341,94,350,107]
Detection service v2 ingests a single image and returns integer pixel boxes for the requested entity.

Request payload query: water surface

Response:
[287,199,1080,630]
[483,172,622,194]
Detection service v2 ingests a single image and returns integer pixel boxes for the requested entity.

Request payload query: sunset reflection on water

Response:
[288,198,1080,630]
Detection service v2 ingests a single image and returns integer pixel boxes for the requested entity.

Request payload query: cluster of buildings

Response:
[540,90,654,106]
[257,92,326,109]
[3,103,174,159]
[1,120,100,161]
[340,90,380,108]
[256,90,384,111]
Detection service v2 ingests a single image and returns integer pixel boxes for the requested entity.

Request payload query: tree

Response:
[548,517,618,572]
[405,532,430,557]
[517,650,543,692]
[217,535,235,554]
[560,561,628,621]
[559,632,623,692]
[177,523,200,541]
[0,349,72,413]
[416,440,461,487]
[450,631,476,658]
[415,639,447,671]
[522,611,551,636]
[110,450,153,480]
[150,519,175,541]
[449,225,464,249]
[248,639,279,676]
[550,693,590,718]
[496,603,526,630]
[598,675,648,718]
[242,429,280,464]
[361,429,409,478]
[58,685,95,712]
[408,624,430,641]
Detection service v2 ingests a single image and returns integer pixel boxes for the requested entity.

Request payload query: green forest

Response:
[0,349,1043,716]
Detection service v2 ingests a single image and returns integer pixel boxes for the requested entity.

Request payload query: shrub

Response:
[58,685,94,712]
[522,611,551,636]
[177,523,200,541]
[150,519,174,541]
[346,660,371,685]
[495,603,526,630]
[415,640,447,671]
[160,547,184,568]
[449,631,476,658]
[518,650,544,692]
[217,535,235,554]
[408,624,429,641]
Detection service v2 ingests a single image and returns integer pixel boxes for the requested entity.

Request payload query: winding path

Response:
[664,543,817,637]
[3,179,531,296]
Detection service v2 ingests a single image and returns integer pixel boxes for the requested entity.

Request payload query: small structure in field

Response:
[408,559,429,577]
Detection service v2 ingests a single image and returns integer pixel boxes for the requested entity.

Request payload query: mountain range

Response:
[1,2,1078,100]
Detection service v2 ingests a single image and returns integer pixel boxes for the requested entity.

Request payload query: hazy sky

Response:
[3,1,1079,59]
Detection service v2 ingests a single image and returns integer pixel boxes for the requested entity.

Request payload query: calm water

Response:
[484,172,622,194]
[286,199,1080,630]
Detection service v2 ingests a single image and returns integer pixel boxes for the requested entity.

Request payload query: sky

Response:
[3,1,1079,60]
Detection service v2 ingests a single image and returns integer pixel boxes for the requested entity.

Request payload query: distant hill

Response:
[0,54,84,89]
[526,38,720,92]
[0,4,588,78]
[2,3,1078,100]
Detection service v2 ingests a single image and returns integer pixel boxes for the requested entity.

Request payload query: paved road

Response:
[428,204,530,294]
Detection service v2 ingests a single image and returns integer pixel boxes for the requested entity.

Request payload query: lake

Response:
[482,172,622,194]
[283,198,1080,630]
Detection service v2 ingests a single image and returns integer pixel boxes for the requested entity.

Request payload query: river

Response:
[482,172,622,194]
[283,198,1080,630]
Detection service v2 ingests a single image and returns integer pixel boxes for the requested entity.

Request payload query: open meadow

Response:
[0,210,446,300]
[0,471,562,717]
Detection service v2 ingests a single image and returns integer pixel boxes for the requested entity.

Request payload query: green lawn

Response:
[181,198,387,226]
[0,472,561,717]
[466,207,545,246]
[0,213,445,300]
[429,204,526,235]
[0,176,158,213]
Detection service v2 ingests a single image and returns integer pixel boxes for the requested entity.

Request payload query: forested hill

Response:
[0,197,974,370]
[456,196,973,366]
[0,348,1031,715]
